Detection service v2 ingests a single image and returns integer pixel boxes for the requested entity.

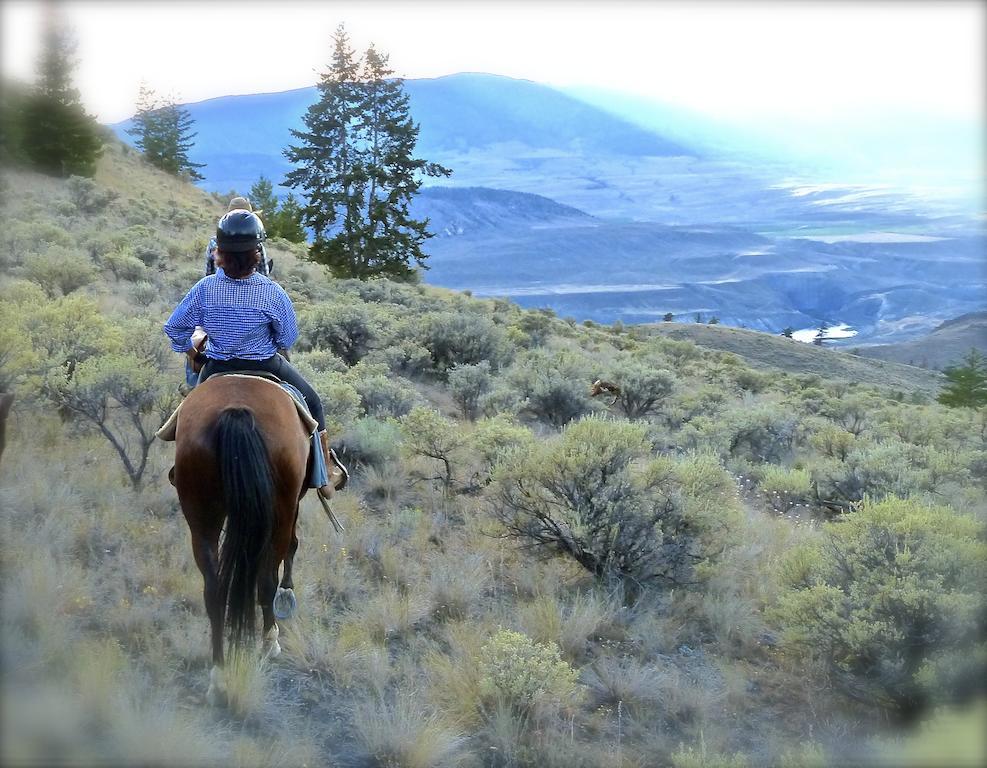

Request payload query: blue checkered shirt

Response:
[164,269,299,360]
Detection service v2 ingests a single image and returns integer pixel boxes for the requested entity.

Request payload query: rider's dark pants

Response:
[199,354,326,431]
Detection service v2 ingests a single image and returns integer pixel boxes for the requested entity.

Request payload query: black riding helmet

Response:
[216,210,265,252]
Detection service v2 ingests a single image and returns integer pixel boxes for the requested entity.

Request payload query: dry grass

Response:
[2,149,961,764]
[352,695,469,768]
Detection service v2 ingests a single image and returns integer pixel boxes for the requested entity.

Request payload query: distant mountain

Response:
[851,311,987,370]
[111,73,693,197]
[108,73,986,343]
[411,186,592,237]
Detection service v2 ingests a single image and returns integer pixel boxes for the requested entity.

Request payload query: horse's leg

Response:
[273,504,300,621]
[259,565,281,660]
[191,529,227,704]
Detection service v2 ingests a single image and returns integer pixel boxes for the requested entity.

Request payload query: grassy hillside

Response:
[640,322,945,396]
[2,142,985,768]
[852,311,987,370]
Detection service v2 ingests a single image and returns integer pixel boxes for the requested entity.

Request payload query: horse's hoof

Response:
[206,665,227,707]
[263,638,282,660]
[273,587,297,620]
[262,624,282,660]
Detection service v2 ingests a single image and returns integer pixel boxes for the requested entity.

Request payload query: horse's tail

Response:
[216,407,274,647]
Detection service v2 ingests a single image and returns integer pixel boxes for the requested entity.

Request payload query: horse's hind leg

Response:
[191,530,226,704]
[273,506,300,621]
[259,567,281,660]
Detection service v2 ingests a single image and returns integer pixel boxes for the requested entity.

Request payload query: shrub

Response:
[758,465,811,513]
[733,368,774,394]
[448,361,492,421]
[131,239,165,268]
[66,176,118,214]
[130,282,158,306]
[22,248,97,298]
[492,417,733,587]
[821,392,873,436]
[724,403,797,463]
[351,372,419,418]
[809,441,918,507]
[422,311,509,372]
[808,420,856,461]
[775,496,987,720]
[399,407,465,491]
[301,303,377,365]
[339,417,402,470]
[524,371,593,428]
[477,629,581,714]
[101,251,148,282]
[607,361,675,419]
[469,415,534,487]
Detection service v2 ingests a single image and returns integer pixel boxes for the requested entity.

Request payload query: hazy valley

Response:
[111,73,987,348]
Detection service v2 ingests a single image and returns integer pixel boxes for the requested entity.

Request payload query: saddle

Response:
[157,372,317,441]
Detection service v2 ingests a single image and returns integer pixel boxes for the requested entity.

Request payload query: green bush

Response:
[339,417,402,470]
[724,403,797,463]
[399,406,465,490]
[421,311,509,372]
[101,250,148,282]
[759,465,811,512]
[66,175,118,214]
[448,361,492,421]
[775,496,987,719]
[492,417,733,587]
[351,372,419,418]
[477,629,581,714]
[301,302,377,365]
[808,441,918,507]
[524,371,592,428]
[606,360,675,419]
[21,248,97,298]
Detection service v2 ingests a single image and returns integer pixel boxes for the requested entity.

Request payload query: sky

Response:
[2,0,984,126]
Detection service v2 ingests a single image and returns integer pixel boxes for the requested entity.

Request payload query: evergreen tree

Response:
[355,44,451,279]
[248,176,306,242]
[284,24,363,274]
[272,193,307,243]
[781,327,795,338]
[128,85,204,180]
[662,312,674,322]
[249,176,279,220]
[813,321,829,346]
[938,349,987,408]
[21,15,102,177]
[284,25,450,279]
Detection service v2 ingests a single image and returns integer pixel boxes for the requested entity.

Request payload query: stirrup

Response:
[328,447,349,491]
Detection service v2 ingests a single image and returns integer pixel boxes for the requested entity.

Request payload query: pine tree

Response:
[284,24,363,275]
[128,85,204,180]
[21,15,102,177]
[938,349,987,408]
[127,84,167,168]
[355,44,451,279]
[284,25,450,279]
[272,193,307,243]
[249,176,279,220]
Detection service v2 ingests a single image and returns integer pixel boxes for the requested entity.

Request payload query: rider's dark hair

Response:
[217,247,261,279]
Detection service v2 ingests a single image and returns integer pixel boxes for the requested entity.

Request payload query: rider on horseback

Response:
[164,209,347,498]
[205,197,273,277]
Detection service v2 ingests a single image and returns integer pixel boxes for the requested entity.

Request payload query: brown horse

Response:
[172,376,309,704]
